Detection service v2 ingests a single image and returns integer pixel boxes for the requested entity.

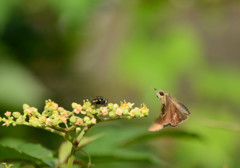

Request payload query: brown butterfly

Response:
[149,88,190,131]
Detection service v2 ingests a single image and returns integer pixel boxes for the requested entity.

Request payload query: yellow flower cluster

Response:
[0,99,149,135]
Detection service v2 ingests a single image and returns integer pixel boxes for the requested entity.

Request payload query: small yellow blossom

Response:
[101,107,108,116]
[116,108,123,116]
[24,108,33,115]
[130,110,135,117]
[81,111,86,114]
[91,118,96,124]
[30,116,36,120]
[141,105,148,111]
[52,103,59,110]
[40,116,47,122]
[61,116,67,123]
[4,111,11,117]
[46,118,53,126]
[121,101,128,108]
[127,103,134,109]
[86,106,92,113]
[3,121,9,127]
[76,118,83,126]
[74,104,82,114]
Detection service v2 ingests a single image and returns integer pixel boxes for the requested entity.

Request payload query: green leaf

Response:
[58,141,72,165]
[57,133,105,165]
[120,130,203,147]
[80,126,166,166]
[76,149,164,165]
[0,55,47,108]
[201,119,240,132]
[0,138,54,167]
[78,133,105,148]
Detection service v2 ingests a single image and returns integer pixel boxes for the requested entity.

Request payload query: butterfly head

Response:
[156,89,166,99]
[150,87,166,99]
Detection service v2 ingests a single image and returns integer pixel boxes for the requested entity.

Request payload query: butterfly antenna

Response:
[149,86,157,91]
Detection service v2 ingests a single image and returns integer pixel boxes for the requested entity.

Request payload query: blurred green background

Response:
[0,0,240,168]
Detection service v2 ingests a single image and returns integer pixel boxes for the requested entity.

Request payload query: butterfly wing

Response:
[148,95,190,131]
[148,95,172,131]
[169,99,190,126]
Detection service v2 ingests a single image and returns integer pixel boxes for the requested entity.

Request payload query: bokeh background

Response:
[0,0,240,168]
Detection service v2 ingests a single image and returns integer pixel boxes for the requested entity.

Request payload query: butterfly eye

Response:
[159,91,164,96]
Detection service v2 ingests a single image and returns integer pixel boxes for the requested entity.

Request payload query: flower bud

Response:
[42,111,49,116]
[24,108,33,115]
[108,111,116,117]
[74,104,82,114]
[4,111,11,117]
[86,121,92,125]
[72,102,78,109]
[84,101,91,107]
[84,116,90,122]
[45,106,53,112]
[3,121,10,127]
[126,116,132,119]
[76,127,81,133]
[46,118,53,126]
[23,104,30,110]
[122,109,129,115]
[101,107,108,116]
[30,119,39,127]
[76,118,83,126]
[91,109,98,114]
[52,118,59,126]
[83,101,91,110]
[116,108,123,116]
[81,110,86,114]
[107,103,114,110]
[134,108,141,117]
[16,116,25,124]
[61,116,67,123]
[120,101,128,108]
[141,106,149,116]
[113,104,119,111]
[91,118,97,124]
[86,107,92,113]
[52,110,59,116]
[52,103,59,110]
[59,108,68,116]
[142,109,149,116]
[127,103,134,109]
[130,109,135,117]
[39,116,47,123]
[70,116,77,123]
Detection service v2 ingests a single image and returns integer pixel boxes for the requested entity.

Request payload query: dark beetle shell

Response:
[91,96,108,106]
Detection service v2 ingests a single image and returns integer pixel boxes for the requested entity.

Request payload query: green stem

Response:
[66,129,85,168]
[67,146,76,168]
[98,116,131,122]
[77,129,85,143]
[44,127,66,137]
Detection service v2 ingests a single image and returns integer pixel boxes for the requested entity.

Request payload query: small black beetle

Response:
[90,96,108,106]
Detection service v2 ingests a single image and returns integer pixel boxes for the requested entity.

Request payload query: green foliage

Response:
[75,126,202,167]
[0,0,239,168]
[120,130,203,147]
[0,138,54,167]
[175,106,239,168]
[58,141,72,165]
[0,100,149,167]
[194,67,240,105]
[0,55,47,109]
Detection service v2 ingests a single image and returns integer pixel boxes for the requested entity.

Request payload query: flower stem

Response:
[66,129,85,168]
[67,146,76,168]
